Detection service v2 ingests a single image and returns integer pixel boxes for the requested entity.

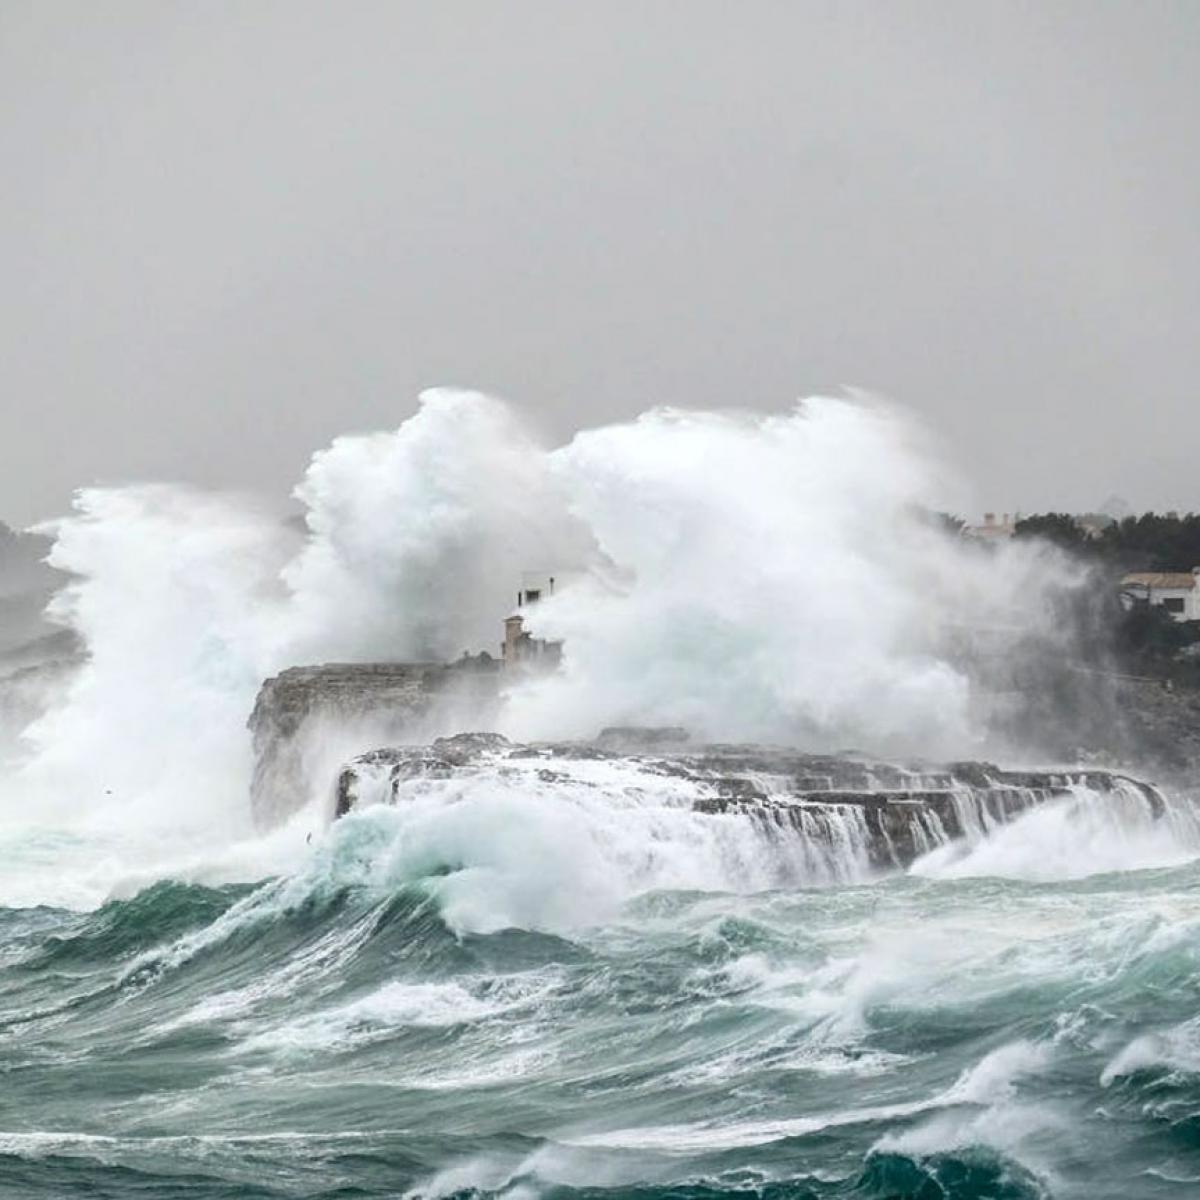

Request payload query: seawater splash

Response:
[506,401,1000,749]
[15,485,292,831]
[914,778,1200,881]
[280,392,597,667]
[5,392,1080,858]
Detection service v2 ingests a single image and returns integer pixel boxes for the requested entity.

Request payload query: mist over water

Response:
[1,391,1198,1198]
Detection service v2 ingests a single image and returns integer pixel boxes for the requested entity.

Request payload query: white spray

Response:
[0,389,1100,906]
[508,399,1067,750]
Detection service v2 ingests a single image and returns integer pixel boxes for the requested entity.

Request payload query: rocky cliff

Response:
[0,525,80,757]
[247,660,500,824]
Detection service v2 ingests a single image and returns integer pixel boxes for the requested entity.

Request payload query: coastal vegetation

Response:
[1014,510,1200,570]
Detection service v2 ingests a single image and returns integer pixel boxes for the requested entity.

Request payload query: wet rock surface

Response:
[246,657,1200,836]
[333,731,1165,868]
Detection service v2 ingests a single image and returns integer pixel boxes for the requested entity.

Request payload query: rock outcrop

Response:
[245,653,1200,835]
[332,731,1167,872]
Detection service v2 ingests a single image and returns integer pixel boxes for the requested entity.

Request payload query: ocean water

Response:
[3,760,1200,1200]
[3,391,1196,1197]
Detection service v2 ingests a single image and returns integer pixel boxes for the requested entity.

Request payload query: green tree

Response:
[1013,512,1091,553]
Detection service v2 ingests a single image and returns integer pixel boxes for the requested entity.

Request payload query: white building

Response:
[1121,569,1200,622]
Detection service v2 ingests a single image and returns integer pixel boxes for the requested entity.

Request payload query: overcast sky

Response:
[1,1,1197,526]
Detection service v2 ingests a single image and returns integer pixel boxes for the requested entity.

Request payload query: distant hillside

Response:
[0,523,65,655]
[0,523,56,595]
[0,523,81,756]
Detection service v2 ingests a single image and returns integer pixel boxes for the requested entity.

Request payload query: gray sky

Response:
[2,1,1197,526]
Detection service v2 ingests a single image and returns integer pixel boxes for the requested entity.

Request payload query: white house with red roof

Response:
[1121,568,1200,622]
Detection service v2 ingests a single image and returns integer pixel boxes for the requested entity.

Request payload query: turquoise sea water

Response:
[2,792,1200,1200]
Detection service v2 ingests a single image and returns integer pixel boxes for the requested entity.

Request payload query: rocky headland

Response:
[246,655,1200,865]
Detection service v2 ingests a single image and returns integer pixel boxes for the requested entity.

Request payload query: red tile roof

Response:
[1121,572,1199,590]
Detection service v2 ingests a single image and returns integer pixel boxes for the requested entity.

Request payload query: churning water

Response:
[3,768,1200,1199]
[1,393,1198,1198]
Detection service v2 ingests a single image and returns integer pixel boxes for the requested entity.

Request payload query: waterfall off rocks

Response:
[246,648,1192,882]
[330,730,1171,879]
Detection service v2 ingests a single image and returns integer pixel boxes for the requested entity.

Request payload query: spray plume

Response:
[1,389,1079,869]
